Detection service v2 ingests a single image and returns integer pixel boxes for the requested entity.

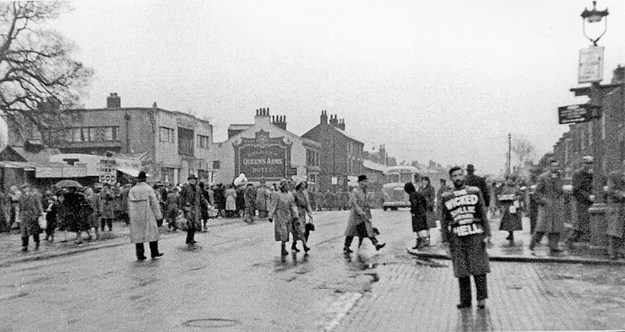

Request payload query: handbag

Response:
[38,214,47,230]
[207,205,218,218]
[175,211,188,231]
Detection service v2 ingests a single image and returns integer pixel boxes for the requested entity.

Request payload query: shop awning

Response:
[117,167,140,177]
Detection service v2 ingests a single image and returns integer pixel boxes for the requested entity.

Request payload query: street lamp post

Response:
[571,1,612,247]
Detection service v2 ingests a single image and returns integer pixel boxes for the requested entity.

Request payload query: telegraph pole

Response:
[506,133,512,176]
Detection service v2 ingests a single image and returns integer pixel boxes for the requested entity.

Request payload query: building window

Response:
[178,127,194,157]
[66,126,119,142]
[159,127,175,143]
[213,161,220,169]
[197,135,210,149]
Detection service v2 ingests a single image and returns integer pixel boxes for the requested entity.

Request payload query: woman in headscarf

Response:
[404,182,429,249]
[268,179,300,256]
[292,180,312,253]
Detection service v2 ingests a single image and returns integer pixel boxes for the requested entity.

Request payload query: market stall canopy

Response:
[55,179,83,188]
[117,167,140,177]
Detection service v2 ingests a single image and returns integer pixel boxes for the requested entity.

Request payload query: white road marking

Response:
[322,292,363,331]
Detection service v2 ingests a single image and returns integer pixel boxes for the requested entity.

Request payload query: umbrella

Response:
[54,179,83,188]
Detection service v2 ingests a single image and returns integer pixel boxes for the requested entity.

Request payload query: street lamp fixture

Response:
[581,1,609,46]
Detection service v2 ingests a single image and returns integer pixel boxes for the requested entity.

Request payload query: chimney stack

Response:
[320,110,328,124]
[612,65,625,84]
[107,93,121,108]
[329,114,339,127]
[337,118,345,130]
[271,114,287,131]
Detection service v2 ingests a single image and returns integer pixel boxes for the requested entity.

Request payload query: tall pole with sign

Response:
[569,1,610,246]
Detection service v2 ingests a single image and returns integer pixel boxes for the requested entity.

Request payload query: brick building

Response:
[302,111,364,192]
[43,93,214,184]
[548,65,625,180]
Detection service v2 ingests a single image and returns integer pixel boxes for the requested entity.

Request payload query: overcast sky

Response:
[51,0,625,175]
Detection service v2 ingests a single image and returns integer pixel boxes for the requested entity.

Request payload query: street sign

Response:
[558,104,600,125]
[579,46,604,83]
[99,158,117,184]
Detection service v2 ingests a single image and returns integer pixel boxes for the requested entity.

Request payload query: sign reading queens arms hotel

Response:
[233,130,294,182]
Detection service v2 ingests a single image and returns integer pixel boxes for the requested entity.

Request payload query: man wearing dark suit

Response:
[464,164,490,209]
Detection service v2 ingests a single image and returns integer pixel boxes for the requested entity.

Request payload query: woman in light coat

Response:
[225,184,237,218]
[292,180,312,253]
[268,179,299,256]
[128,171,163,260]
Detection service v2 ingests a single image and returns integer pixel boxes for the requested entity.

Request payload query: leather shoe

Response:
[137,256,147,261]
[375,243,386,251]
[456,303,471,309]
[151,253,164,259]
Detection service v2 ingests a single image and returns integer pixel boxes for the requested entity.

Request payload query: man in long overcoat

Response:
[99,184,116,231]
[606,160,625,260]
[180,174,205,249]
[568,156,594,245]
[243,183,256,224]
[255,183,269,218]
[19,183,44,251]
[128,171,163,260]
[440,166,491,309]
[529,159,565,252]
[343,175,385,253]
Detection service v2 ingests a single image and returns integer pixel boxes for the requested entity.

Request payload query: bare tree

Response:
[511,135,536,169]
[0,1,93,143]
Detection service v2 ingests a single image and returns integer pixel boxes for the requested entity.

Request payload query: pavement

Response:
[407,214,625,266]
[0,216,243,268]
[331,213,625,331]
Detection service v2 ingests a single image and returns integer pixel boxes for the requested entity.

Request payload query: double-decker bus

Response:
[382,165,420,211]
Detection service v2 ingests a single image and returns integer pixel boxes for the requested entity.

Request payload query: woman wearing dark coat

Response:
[418,177,437,230]
[498,176,523,242]
[404,182,429,249]
[42,191,58,242]
[213,184,226,217]
[60,187,92,244]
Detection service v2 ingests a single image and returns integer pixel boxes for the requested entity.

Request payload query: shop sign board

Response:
[558,104,599,124]
[99,158,117,184]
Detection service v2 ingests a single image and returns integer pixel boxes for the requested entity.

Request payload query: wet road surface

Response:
[2,209,625,331]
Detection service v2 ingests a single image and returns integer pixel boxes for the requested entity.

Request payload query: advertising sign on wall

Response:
[234,130,292,182]
[239,145,286,179]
